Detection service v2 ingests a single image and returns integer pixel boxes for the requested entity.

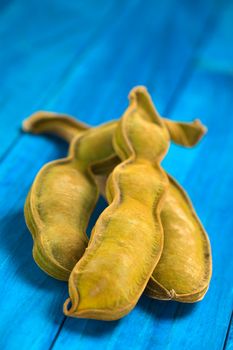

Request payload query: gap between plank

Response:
[0,134,22,165]
[48,317,67,350]
[223,311,233,350]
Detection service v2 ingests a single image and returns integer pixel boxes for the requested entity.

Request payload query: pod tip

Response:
[22,118,31,132]
[194,119,208,134]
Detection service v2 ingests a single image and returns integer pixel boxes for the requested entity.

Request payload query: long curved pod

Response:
[146,174,212,302]
[63,86,170,320]
[24,153,96,280]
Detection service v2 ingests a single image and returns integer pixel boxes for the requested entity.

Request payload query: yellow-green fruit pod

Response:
[146,174,212,302]
[24,122,117,281]
[25,158,95,280]
[63,87,170,320]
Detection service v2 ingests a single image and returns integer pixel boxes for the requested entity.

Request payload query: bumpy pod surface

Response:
[25,157,94,280]
[24,122,117,280]
[63,87,170,320]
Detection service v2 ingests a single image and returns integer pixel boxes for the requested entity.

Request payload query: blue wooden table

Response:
[0,0,232,349]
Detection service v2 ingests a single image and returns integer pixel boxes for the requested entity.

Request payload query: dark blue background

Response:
[0,0,232,349]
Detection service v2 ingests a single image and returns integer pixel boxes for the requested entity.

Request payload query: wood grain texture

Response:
[0,0,232,349]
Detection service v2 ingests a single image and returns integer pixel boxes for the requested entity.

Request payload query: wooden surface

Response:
[0,0,232,349]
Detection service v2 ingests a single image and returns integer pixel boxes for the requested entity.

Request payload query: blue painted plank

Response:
[0,136,68,350]
[196,0,233,74]
[47,0,223,122]
[0,0,230,349]
[0,0,122,158]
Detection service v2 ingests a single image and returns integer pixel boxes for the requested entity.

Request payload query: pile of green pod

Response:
[23,86,212,321]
